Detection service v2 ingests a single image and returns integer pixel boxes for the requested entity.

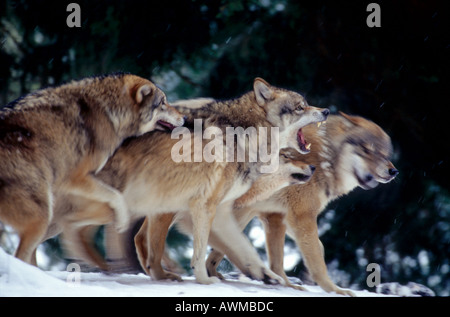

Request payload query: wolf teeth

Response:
[306,143,311,150]
[317,121,326,128]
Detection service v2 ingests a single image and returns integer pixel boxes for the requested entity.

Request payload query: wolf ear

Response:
[135,84,153,104]
[340,111,364,127]
[254,78,274,107]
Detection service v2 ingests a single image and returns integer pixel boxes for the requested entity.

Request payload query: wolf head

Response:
[336,112,398,190]
[253,78,329,154]
[125,78,185,135]
[279,148,315,185]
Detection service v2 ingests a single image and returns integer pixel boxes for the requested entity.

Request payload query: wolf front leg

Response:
[206,205,259,279]
[189,197,220,285]
[207,204,284,285]
[286,212,355,297]
[260,212,307,291]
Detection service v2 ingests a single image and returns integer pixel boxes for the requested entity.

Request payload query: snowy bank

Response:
[0,248,388,297]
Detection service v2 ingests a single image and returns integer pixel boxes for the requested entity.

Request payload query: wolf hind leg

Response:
[62,225,109,271]
[15,220,48,264]
[135,214,182,281]
[9,187,53,265]
[67,174,129,233]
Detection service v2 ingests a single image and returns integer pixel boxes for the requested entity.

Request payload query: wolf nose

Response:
[321,109,330,117]
[365,174,374,182]
[389,168,399,176]
[309,165,316,173]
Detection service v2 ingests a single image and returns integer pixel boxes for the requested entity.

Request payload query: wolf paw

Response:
[333,288,356,297]
[244,265,285,285]
[164,272,183,282]
[286,283,308,291]
[196,276,221,285]
[152,270,183,282]
[207,269,225,281]
[261,270,285,285]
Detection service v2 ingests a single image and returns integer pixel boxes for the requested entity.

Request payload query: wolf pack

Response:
[0,73,398,296]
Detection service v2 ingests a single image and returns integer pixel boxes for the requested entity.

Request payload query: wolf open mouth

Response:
[297,128,311,153]
[291,172,311,182]
[355,170,379,190]
[157,120,176,132]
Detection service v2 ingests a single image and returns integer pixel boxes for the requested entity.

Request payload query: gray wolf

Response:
[134,148,315,281]
[0,73,184,265]
[203,112,398,296]
[57,78,328,284]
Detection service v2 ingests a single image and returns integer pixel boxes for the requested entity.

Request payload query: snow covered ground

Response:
[0,248,387,297]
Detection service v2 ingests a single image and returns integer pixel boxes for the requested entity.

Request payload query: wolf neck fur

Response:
[178,92,268,129]
[176,91,276,175]
[315,117,358,200]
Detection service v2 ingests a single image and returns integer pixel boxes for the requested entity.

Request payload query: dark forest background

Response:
[0,0,448,295]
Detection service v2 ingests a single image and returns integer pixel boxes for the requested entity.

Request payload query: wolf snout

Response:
[356,170,379,189]
[389,168,399,177]
[314,108,329,123]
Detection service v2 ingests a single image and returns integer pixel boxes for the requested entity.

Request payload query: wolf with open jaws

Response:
[134,147,315,282]
[0,73,184,265]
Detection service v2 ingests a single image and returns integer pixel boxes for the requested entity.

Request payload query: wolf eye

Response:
[280,106,291,115]
[361,145,371,154]
[153,96,164,108]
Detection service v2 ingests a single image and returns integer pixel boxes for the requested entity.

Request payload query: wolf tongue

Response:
[298,128,306,145]
[157,120,175,131]
[297,128,311,151]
